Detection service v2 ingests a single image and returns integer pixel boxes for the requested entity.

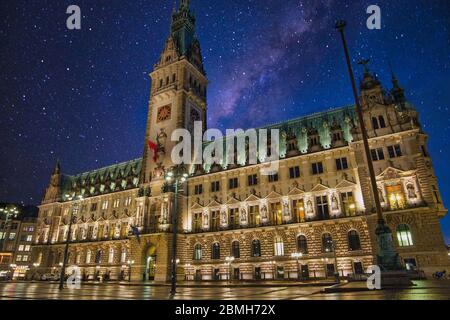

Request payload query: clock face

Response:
[157,104,171,122]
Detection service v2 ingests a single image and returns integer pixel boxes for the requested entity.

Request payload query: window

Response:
[86,250,91,264]
[95,250,102,264]
[387,144,402,158]
[332,132,342,142]
[289,166,300,179]
[322,233,333,253]
[193,244,202,260]
[312,162,324,175]
[211,243,220,260]
[24,245,30,252]
[102,201,109,210]
[274,236,284,256]
[11,223,18,230]
[108,248,114,264]
[229,208,239,227]
[18,245,24,251]
[8,233,16,240]
[113,199,120,208]
[316,196,329,220]
[124,197,132,207]
[371,148,385,161]
[397,224,413,247]
[372,117,379,130]
[379,116,386,128]
[335,157,348,171]
[211,181,220,193]
[16,255,22,262]
[192,212,201,232]
[348,230,361,251]
[268,173,279,183]
[22,255,29,262]
[293,199,305,223]
[194,184,203,195]
[249,206,260,226]
[421,145,429,157]
[341,192,356,216]
[228,177,238,189]
[248,174,258,186]
[297,235,308,254]
[90,203,98,212]
[251,239,261,257]
[26,235,33,242]
[231,241,240,258]
[386,184,406,210]
[211,210,219,231]
[404,258,417,271]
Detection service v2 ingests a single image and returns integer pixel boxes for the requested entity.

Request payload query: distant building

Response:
[0,203,38,280]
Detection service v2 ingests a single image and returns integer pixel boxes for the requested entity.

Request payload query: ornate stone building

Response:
[31,1,448,282]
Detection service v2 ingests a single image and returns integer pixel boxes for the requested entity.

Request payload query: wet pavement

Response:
[0,280,449,300]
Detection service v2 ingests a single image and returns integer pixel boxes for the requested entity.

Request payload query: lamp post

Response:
[291,252,303,280]
[331,241,340,284]
[164,164,188,296]
[0,206,19,252]
[225,256,235,283]
[335,20,402,271]
[32,262,40,281]
[271,260,277,280]
[127,260,135,282]
[59,194,83,290]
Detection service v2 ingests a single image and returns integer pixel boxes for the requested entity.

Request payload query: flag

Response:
[131,225,141,244]
[148,140,158,162]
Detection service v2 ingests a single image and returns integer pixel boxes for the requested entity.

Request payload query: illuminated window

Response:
[249,206,260,226]
[102,201,109,210]
[193,244,202,260]
[341,192,356,216]
[297,235,308,254]
[397,224,413,247]
[22,255,28,262]
[251,239,261,257]
[274,236,284,256]
[322,233,333,253]
[86,250,91,264]
[18,245,24,251]
[386,184,406,210]
[108,248,114,264]
[211,243,220,260]
[26,235,32,242]
[9,233,16,240]
[16,255,22,262]
[121,249,127,263]
[24,245,30,252]
[293,199,305,223]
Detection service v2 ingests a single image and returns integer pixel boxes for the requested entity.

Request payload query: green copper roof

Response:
[61,159,142,200]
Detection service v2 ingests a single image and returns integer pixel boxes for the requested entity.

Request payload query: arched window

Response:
[348,230,361,251]
[95,250,102,264]
[397,224,413,247]
[211,242,220,260]
[193,244,202,260]
[297,235,308,254]
[274,236,284,256]
[372,117,379,130]
[231,241,240,258]
[378,116,386,128]
[108,247,114,264]
[322,233,333,253]
[251,239,261,257]
[121,249,127,263]
[86,249,91,264]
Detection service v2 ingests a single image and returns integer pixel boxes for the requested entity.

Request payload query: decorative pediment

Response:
[265,191,282,200]
[206,200,222,208]
[287,187,305,196]
[377,166,406,180]
[310,183,329,192]
[225,195,240,205]
[190,202,204,210]
[244,194,260,202]
[335,180,356,189]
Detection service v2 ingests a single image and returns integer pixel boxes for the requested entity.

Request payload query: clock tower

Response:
[141,0,208,190]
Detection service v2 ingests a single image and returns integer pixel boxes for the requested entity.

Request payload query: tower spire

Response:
[53,159,61,175]
[358,58,381,90]
[389,63,406,105]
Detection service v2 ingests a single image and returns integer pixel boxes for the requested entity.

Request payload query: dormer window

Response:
[378,116,386,128]
[372,117,379,129]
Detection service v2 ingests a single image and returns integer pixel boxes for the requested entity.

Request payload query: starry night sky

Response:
[1,1,449,241]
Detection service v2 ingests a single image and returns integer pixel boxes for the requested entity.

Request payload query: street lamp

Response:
[291,252,303,280]
[127,260,135,282]
[271,260,277,280]
[59,194,83,290]
[335,20,402,271]
[164,164,188,296]
[0,206,19,252]
[331,241,340,284]
[225,256,235,283]
[32,262,40,281]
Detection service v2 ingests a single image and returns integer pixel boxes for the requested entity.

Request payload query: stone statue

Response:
[161,202,169,224]
[220,210,227,225]
[203,211,209,228]
[240,208,247,222]
[156,128,167,151]
[331,195,339,211]
[260,205,268,220]
[282,200,290,217]
[378,188,385,203]
[306,200,313,214]
[407,183,417,199]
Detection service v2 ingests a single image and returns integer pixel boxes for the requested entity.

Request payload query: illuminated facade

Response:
[31,1,449,282]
